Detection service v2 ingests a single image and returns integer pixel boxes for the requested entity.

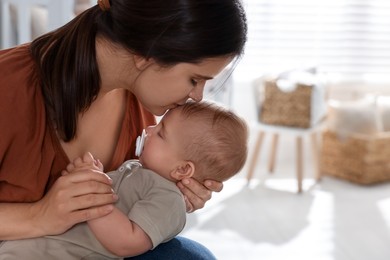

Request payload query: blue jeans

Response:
[125,236,216,260]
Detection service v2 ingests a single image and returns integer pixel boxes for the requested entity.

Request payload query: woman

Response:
[0,0,247,258]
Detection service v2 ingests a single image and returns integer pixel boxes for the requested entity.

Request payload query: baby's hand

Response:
[62,152,104,175]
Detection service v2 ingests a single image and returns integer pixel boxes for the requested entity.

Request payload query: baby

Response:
[0,101,248,259]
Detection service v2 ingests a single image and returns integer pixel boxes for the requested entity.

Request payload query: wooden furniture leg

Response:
[296,136,303,193]
[268,133,279,173]
[246,131,265,183]
[310,132,321,181]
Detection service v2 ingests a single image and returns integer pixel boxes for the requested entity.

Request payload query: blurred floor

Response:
[181,78,390,260]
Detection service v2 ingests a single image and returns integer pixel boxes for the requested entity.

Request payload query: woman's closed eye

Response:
[190,79,198,87]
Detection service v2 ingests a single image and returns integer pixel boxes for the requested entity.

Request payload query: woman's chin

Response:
[147,106,167,116]
[148,104,179,116]
[154,111,166,116]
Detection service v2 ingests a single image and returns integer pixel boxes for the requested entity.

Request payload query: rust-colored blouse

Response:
[0,45,155,202]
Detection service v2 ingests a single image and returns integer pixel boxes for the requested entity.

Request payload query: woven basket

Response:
[260,79,312,128]
[321,130,390,184]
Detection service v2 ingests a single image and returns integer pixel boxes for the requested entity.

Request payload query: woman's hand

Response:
[31,169,117,236]
[177,178,223,213]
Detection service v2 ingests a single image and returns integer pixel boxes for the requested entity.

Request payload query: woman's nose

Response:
[189,84,204,102]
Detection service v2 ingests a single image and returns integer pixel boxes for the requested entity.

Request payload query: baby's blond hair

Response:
[178,101,248,182]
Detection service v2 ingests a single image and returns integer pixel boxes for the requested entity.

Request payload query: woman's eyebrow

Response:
[194,74,213,80]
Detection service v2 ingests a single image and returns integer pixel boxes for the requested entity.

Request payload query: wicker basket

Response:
[321,130,390,184]
[260,79,313,128]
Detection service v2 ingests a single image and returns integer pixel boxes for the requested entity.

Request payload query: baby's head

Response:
[178,101,248,182]
[140,100,248,183]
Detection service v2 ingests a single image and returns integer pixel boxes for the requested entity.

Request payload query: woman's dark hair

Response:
[30,0,247,141]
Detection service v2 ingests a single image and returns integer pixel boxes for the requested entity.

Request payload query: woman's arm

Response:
[88,207,153,257]
[0,171,116,240]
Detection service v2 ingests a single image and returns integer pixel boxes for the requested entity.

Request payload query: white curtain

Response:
[236,0,390,83]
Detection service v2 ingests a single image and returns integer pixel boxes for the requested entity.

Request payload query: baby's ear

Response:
[171,161,195,181]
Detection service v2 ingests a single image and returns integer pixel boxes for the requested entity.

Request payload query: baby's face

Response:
[139,108,188,180]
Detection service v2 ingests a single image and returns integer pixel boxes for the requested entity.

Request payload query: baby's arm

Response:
[65,153,153,257]
[88,207,152,257]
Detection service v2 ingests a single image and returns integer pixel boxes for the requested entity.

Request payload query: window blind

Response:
[236,0,390,83]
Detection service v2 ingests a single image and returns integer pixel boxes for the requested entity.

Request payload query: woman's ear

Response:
[133,54,154,71]
[171,161,195,181]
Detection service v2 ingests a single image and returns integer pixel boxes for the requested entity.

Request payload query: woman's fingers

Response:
[204,179,223,193]
[183,195,194,213]
[64,169,112,185]
[67,187,118,211]
[68,204,115,224]
[177,178,221,212]
[33,170,117,235]
[57,171,115,207]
